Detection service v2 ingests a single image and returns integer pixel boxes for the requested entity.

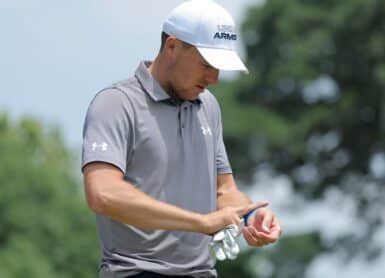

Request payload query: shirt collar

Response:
[135,61,170,102]
[135,61,202,106]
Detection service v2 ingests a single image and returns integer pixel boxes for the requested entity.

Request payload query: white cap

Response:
[162,0,248,73]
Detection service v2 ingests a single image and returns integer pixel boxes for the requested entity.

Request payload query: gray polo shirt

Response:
[82,61,232,278]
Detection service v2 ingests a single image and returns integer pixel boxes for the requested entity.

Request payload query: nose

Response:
[205,68,219,85]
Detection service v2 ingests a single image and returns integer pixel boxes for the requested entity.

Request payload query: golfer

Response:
[82,1,281,277]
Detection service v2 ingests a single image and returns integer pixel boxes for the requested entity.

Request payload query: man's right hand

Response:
[200,201,269,235]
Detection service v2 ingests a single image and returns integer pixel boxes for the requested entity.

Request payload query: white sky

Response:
[1,1,383,277]
[0,0,258,148]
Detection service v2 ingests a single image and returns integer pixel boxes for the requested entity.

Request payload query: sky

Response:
[1,1,384,277]
[0,0,259,149]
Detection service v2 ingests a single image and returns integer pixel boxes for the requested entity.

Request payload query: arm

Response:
[83,162,258,235]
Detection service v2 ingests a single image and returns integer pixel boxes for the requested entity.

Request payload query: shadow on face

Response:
[166,38,219,100]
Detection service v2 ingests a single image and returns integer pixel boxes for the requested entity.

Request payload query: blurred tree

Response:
[217,233,323,278]
[213,0,385,276]
[0,113,99,277]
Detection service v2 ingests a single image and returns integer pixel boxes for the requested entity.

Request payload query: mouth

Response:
[197,85,206,91]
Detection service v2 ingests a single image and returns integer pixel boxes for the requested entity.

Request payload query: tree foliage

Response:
[0,113,99,277]
[213,0,385,276]
[216,0,385,188]
[217,233,323,278]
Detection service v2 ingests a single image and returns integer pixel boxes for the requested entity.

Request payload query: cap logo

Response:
[214,25,236,41]
[217,25,233,32]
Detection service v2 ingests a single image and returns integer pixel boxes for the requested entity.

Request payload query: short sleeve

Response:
[81,88,134,174]
[215,107,232,174]
[201,92,233,175]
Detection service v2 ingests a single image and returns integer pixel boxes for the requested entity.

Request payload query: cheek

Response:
[175,67,199,88]
[171,53,204,92]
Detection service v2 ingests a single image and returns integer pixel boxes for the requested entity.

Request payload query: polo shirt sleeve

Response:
[213,99,233,175]
[82,88,134,174]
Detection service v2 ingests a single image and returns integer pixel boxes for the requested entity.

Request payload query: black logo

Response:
[213,32,237,41]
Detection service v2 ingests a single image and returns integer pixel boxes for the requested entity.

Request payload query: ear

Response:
[163,36,179,56]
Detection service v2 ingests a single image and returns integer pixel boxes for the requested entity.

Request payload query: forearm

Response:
[87,177,205,233]
[217,173,252,209]
[217,186,252,209]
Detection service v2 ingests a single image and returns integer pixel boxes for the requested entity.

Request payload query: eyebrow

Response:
[194,46,216,69]
[201,59,214,69]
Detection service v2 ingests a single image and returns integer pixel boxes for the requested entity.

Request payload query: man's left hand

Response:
[241,208,281,247]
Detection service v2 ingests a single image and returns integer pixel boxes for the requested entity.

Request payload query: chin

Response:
[184,95,199,101]
[195,87,206,95]
[190,90,204,100]
[178,89,202,101]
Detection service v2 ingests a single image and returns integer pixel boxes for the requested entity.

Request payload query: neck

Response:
[148,57,179,99]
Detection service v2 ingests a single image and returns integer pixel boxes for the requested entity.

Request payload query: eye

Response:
[202,62,212,69]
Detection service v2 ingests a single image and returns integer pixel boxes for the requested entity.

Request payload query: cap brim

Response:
[197,47,249,73]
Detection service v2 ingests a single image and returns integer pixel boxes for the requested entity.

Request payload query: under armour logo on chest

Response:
[201,126,212,136]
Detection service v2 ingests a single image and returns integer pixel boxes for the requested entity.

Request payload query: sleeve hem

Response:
[217,167,233,175]
[81,158,126,175]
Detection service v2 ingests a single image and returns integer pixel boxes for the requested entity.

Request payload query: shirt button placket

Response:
[179,105,189,139]
[182,106,188,129]
[178,105,184,138]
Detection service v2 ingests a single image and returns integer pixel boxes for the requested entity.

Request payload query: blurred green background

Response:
[1,0,384,277]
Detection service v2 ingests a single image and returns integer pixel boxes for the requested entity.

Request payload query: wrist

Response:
[243,208,258,226]
[191,213,209,234]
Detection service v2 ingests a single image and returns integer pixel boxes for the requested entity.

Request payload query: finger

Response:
[265,216,282,240]
[259,211,273,233]
[254,201,270,209]
[264,229,280,241]
[241,227,264,247]
[236,201,269,218]
[252,230,277,244]
[241,227,257,245]
[244,226,268,246]
[235,203,257,218]
[250,226,280,244]
[248,226,275,244]
[271,215,281,232]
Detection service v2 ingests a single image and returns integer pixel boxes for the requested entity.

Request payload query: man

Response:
[82,1,281,277]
